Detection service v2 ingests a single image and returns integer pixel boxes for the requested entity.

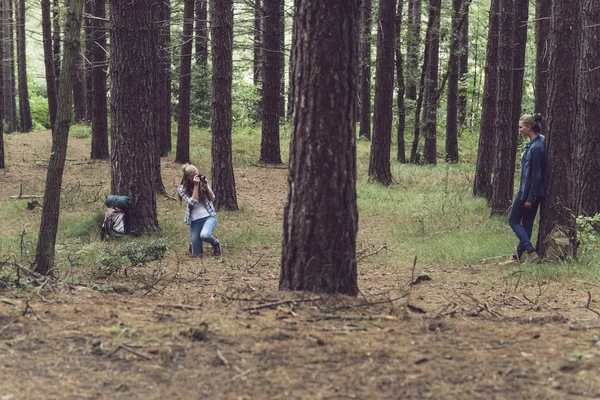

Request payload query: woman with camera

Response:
[178,164,221,256]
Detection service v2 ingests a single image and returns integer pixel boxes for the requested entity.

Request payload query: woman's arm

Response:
[178,185,199,207]
[203,183,216,202]
[527,146,544,203]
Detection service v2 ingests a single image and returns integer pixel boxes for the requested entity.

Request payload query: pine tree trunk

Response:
[52,0,60,87]
[260,0,282,164]
[41,0,57,130]
[534,0,550,117]
[490,0,516,215]
[358,0,372,140]
[395,0,406,163]
[473,0,499,199]
[405,0,421,100]
[509,0,528,164]
[368,0,395,185]
[34,0,84,276]
[109,0,160,234]
[574,0,600,218]
[72,38,88,122]
[157,0,172,157]
[537,0,580,256]
[0,10,4,169]
[445,0,462,163]
[280,0,359,296]
[175,0,195,164]
[253,0,262,86]
[149,2,165,193]
[286,3,296,119]
[90,0,109,160]
[16,0,31,131]
[211,0,238,211]
[278,0,285,118]
[195,0,208,65]
[421,0,440,165]
[457,2,468,127]
[2,0,17,133]
[84,0,94,118]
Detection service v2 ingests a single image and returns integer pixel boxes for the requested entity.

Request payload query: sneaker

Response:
[521,250,541,264]
[499,254,520,266]
[213,243,221,257]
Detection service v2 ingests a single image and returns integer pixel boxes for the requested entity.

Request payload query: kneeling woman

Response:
[507,113,545,263]
[178,164,221,256]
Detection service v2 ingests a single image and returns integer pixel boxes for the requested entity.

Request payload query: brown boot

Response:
[213,243,221,256]
[500,254,520,266]
[521,250,541,264]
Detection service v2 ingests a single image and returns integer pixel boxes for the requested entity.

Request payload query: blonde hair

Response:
[520,113,544,133]
[179,164,208,203]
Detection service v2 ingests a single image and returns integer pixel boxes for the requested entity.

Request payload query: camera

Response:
[197,174,207,183]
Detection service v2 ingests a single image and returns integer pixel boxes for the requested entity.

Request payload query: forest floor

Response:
[1,131,600,400]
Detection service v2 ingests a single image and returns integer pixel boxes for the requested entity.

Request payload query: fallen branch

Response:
[357,245,388,262]
[9,195,43,199]
[242,296,322,311]
[585,291,600,318]
[216,350,229,366]
[328,294,409,312]
[249,161,288,170]
[155,303,203,310]
[107,344,152,360]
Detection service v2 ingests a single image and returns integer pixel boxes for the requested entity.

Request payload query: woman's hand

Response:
[524,201,532,208]
[193,175,201,185]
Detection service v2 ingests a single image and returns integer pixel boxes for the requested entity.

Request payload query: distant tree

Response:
[109,0,160,234]
[489,0,516,215]
[421,0,441,165]
[0,16,3,169]
[574,0,600,218]
[252,0,262,86]
[534,0,550,117]
[2,0,17,133]
[72,39,88,122]
[368,0,396,185]
[286,2,296,119]
[473,0,499,199]
[175,0,195,164]
[457,0,469,127]
[278,0,285,118]
[395,0,406,162]
[211,0,238,210]
[358,0,372,140]
[280,0,359,296]
[84,0,93,120]
[34,0,84,275]
[195,0,208,66]
[260,0,282,164]
[508,0,528,159]
[53,0,60,87]
[41,0,57,129]
[16,0,31,132]
[156,0,172,157]
[89,0,109,160]
[405,0,421,100]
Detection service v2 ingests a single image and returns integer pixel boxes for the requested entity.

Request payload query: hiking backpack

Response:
[101,196,132,241]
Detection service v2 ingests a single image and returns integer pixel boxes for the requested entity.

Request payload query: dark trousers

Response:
[508,197,541,256]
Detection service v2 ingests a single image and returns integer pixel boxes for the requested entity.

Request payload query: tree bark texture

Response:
[445,0,464,163]
[278,0,285,118]
[280,0,359,296]
[72,37,88,122]
[157,0,172,156]
[405,0,421,100]
[175,0,195,164]
[473,0,499,199]
[41,0,57,129]
[2,0,17,133]
[490,0,516,215]
[195,0,208,66]
[109,0,160,234]
[395,0,406,163]
[53,0,60,88]
[16,0,31,131]
[84,0,93,122]
[286,2,296,119]
[253,0,262,86]
[358,0,372,140]
[90,0,109,160]
[457,2,468,127]
[260,0,282,164]
[211,0,238,211]
[368,0,396,185]
[421,0,441,165]
[537,0,580,256]
[34,0,83,275]
[0,10,4,169]
[149,2,165,193]
[574,0,600,218]
[509,0,528,159]
[534,0,550,117]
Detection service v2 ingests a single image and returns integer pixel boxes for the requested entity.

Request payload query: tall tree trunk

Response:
[253,0,262,86]
[280,0,359,296]
[52,0,60,87]
[0,9,4,169]
[421,0,440,165]
[457,1,468,127]
[358,0,372,140]
[473,0,499,199]
[34,0,84,276]
[150,2,165,193]
[90,0,109,159]
[157,0,172,156]
[368,0,396,185]
[537,0,581,256]
[395,0,406,162]
[405,0,421,100]
[109,0,160,234]
[286,2,296,119]
[175,0,195,164]
[41,0,57,129]
[574,0,600,218]
[195,0,208,65]
[278,0,285,118]
[16,0,31,132]
[445,0,463,163]
[490,0,516,215]
[2,0,17,133]
[509,0,528,163]
[534,0,550,117]
[84,0,94,118]
[211,0,238,211]
[260,0,282,164]
[72,38,88,122]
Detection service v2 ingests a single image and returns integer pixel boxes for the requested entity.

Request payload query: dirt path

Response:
[1,132,600,399]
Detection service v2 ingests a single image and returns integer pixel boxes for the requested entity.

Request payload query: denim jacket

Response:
[516,134,545,202]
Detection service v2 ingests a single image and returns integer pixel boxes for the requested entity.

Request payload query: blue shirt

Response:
[178,185,216,226]
[516,134,545,202]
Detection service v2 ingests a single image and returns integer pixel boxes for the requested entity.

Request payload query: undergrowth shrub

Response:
[92,240,168,279]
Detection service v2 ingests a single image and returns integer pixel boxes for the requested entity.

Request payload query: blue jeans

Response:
[508,197,540,256]
[190,216,218,255]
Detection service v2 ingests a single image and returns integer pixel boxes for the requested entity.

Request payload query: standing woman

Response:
[504,113,545,264]
[178,164,222,256]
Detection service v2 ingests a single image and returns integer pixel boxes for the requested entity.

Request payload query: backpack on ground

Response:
[101,196,132,241]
